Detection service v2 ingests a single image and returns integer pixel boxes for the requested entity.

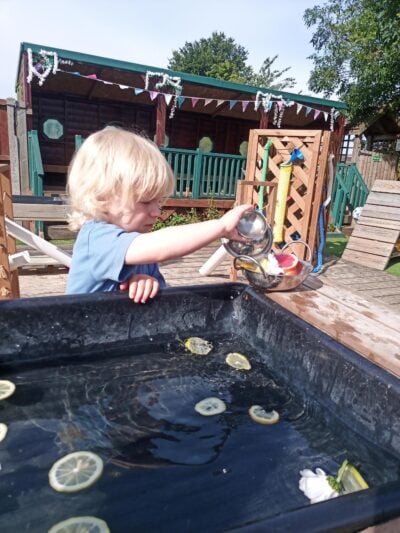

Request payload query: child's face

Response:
[106,198,162,233]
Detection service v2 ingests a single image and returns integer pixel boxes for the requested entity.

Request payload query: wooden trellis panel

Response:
[238,129,332,261]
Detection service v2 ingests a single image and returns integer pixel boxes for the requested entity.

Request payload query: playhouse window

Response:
[198,136,213,152]
[42,119,64,140]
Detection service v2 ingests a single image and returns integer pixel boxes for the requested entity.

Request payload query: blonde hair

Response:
[67,127,174,230]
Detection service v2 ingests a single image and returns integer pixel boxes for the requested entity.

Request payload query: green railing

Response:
[161,148,246,199]
[27,130,44,233]
[28,130,44,196]
[330,163,369,228]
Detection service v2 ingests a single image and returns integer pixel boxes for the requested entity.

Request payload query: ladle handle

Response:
[233,255,267,278]
[281,240,312,262]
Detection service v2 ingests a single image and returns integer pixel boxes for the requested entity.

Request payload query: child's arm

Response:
[125,204,253,265]
[120,274,159,303]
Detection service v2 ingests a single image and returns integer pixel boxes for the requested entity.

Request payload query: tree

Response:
[304,0,400,125]
[168,32,295,90]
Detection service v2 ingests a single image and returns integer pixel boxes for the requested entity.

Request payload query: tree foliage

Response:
[168,32,295,90]
[304,0,400,125]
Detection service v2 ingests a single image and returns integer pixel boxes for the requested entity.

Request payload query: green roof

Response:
[19,42,347,110]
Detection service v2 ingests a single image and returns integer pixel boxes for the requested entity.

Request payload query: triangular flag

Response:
[216,99,225,107]
[323,111,328,121]
[267,101,273,111]
[296,103,303,114]
[305,107,312,116]
[229,100,236,110]
[164,94,173,106]
[242,101,249,112]
[191,97,199,108]
[86,74,97,80]
[103,81,113,85]
[177,96,185,108]
[119,84,129,90]
[204,98,214,106]
[134,88,144,96]
[314,109,321,119]
[149,91,158,101]
[277,100,284,110]
[71,71,81,76]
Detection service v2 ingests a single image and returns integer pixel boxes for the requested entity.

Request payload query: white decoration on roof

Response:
[27,48,59,86]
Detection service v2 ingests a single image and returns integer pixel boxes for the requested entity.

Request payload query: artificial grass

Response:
[325,234,400,278]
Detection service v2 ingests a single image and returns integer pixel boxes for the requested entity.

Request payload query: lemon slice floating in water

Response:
[49,451,104,493]
[249,405,279,425]
[195,397,226,416]
[48,515,110,533]
[184,337,213,355]
[340,462,369,493]
[0,423,8,442]
[0,380,16,400]
[226,352,251,370]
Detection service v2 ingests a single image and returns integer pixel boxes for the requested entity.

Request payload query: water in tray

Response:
[0,334,399,532]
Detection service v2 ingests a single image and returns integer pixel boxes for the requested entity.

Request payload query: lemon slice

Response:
[184,337,213,355]
[48,515,110,533]
[0,380,16,400]
[249,405,279,425]
[195,397,226,416]
[340,462,369,493]
[225,352,251,370]
[49,451,104,493]
[0,423,8,442]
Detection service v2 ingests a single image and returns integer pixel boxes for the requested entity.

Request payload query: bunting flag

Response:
[164,94,173,106]
[52,66,343,128]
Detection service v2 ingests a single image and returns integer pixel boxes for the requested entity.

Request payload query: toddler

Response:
[66,127,251,302]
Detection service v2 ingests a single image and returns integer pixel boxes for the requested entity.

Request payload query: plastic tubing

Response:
[199,244,228,276]
[273,163,292,243]
[5,217,72,268]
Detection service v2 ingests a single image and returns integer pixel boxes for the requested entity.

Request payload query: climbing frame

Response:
[342,180,400,270]
[237,129,333,260]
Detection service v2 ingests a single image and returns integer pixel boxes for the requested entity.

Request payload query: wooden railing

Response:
[330,163,369,228]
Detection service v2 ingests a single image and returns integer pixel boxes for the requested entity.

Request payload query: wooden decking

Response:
[16,244,400,378]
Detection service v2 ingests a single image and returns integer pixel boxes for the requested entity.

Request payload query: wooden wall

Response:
[32,94,155,168]
[0,100,9,164]
[352,149,399,190]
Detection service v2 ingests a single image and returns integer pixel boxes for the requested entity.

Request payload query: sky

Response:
[0,0,322,99]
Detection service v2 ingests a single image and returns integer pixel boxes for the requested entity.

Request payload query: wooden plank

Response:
[351,224,399,243]
[367,191,400,208]
[345,236,395,255]
[304,275,400,331]
[356,216,400,231]
[43,164,69,174]
[13,203,71,221]
[361,206,400,221]
[341,249,390,270]
[265,285,400,377]
[371,180,400,193]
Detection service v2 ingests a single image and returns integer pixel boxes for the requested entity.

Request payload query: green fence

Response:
[330,163,369,228]
[161,148,246,199]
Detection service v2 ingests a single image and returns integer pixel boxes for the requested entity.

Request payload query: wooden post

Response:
[0,164,20,299]
[155,94,166,147]
[259,109,269,129]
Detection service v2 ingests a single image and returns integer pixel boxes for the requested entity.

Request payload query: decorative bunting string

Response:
[26,48,342,130]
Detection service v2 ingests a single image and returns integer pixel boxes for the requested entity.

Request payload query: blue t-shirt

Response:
[66,220,167,294]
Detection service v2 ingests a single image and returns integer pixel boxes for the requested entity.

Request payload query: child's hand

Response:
[219,204,254,240]
[120,274,159,303]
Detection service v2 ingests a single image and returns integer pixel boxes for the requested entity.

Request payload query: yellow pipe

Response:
[273,163,292,243]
